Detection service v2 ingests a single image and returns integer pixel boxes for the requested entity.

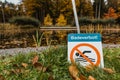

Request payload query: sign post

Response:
[68,33,104,68]
[71,0,80,33]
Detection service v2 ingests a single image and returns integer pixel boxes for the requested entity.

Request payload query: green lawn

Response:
[0,46,120,80]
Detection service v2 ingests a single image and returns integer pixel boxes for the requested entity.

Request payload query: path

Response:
[0,44,120,56]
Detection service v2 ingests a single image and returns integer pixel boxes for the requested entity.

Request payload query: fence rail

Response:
[0,27,120,33]
[39,27,120,32]
[39,27,77,30]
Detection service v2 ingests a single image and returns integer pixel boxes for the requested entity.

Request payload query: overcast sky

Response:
[1,0,105,5]
[1,0,20,4]
[1,0,95,4]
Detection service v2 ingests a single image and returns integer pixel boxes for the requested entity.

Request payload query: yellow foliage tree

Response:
[56,14,67,26]
[44,14,53,26]
[104,7,118,19]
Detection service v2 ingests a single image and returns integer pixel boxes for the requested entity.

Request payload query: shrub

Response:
[44,14,53,26]
[9,16,40,27]
[79,18,116,26]
[115,16,120,24]
[105,18,115,25]
[79,17,92,25]
[92,19,115,25]
[56,14,67,26]
[92,19,105,25]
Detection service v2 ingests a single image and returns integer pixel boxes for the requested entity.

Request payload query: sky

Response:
[1,0,94,4]
[1,0,106,5]
[1,0,20,4]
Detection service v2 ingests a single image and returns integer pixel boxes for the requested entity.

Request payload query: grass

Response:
[0,46,120,80]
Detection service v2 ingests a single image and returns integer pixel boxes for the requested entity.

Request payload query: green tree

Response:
[44,14,53,26]
[56,14,67,26]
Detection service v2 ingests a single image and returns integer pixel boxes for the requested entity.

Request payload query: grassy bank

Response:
[0,46,120,80]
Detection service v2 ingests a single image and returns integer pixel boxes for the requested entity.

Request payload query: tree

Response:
[22,0,43,20]
[78,0,93,17]
[0,1,18,22]
[56,14,67,26]
[106,0,118,10]
[118,4,120,16]
[104,7,118,19]
[49,0,73,24]
[44,14,53,26]
[93,0,106,19]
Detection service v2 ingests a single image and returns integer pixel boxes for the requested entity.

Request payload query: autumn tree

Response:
[56,14,67,26]
[104,7,118,19]
[49,0,73,24]
[116,1,120,16]
[106,0,118,10]
[44,14,53,26]
[22,0,44,21]
[93,0,106,18]
[78,0,93,17]
[0,1,18,22]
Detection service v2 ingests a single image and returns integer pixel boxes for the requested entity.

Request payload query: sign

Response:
[68,33,104,68]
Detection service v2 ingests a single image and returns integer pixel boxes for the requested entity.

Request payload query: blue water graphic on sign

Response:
[68,33,101,42]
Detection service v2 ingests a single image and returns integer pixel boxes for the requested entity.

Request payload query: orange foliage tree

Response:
[104,7,118,19]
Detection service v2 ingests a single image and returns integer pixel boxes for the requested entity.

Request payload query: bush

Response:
[92,19,105,25]
[9,16,40,27]
[44,14,53,26]
[56,14,67,26]
[116,16,120,24]
[104,18,115,25]
[79,18,116,26]
[79,17,92,25]
[92,19,115,25]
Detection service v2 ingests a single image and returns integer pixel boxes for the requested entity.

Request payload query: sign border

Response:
[70,43,101,66]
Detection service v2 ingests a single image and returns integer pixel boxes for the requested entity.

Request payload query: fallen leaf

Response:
[32,55,39,64]
[85,65,94,71]
[34,62,46,72]
[88,76,96,80]
[3,70,10,75]
[103,68,115,74]
[69,64,80,80]
[34,62,42,68]
[11,69,20,74]
[12,64,19,67]
[0,75,5,80]
[42,67,47,72]
[48,75,54,80]
[80,75,86,80]
[76,77,81,80]
[21,63,28,68]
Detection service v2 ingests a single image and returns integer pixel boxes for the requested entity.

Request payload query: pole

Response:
[98,0,101,19]
[1,4,5,24]
[71,0,80,33]
[1,1,5,24]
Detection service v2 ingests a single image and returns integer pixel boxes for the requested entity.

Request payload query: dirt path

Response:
[0,44,120,56]
[0,46,48,56]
